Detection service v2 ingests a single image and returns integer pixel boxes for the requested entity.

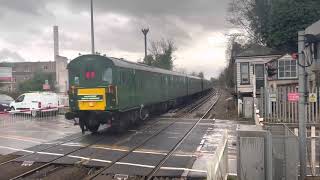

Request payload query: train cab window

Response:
[102,68,112,83]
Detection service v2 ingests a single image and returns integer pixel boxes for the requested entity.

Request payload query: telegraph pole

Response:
[298,30,307,180]
[90,0,95,54]
[141,28,149,59]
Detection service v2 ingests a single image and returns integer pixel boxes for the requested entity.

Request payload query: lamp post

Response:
[141,28,149,59]
[90,0,95,54]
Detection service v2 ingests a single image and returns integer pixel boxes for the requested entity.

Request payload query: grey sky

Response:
[0,0,234,78]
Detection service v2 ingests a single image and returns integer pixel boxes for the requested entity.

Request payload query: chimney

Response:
[53,26,59,60]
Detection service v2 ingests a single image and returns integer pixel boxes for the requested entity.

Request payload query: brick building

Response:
[0,61,56,92]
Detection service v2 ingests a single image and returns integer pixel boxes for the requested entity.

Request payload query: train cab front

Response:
[66,85,118,133]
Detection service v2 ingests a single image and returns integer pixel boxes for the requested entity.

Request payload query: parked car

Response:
[0,94,14,112]
[10,92,59,117]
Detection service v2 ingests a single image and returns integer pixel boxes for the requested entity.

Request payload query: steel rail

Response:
[86,116,185,179]
[146,90,220,179]
[9,89,217,179]
[9,116,170,180]
[9,136,108,180]
[175,89,216,118]
[0,133,85,167]
[88,89,219,180]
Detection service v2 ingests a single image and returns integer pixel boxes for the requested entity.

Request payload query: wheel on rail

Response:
[85,113,100,133]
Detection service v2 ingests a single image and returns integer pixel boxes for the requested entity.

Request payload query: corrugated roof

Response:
[237,44,282,57]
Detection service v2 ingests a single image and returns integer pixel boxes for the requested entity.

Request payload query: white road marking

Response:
[91,158,112,163]
[37,152,64,156]
[0,145,34,153]
[173,153,197,157]
[62,143,86,147]
[160,166,207,173]
[115,162,155,168]
[67,155,90,160]
[67,155,112,163]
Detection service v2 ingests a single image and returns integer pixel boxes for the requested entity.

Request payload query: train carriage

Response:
[66,54,212,133]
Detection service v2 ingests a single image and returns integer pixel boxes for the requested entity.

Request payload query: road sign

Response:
[309,93,317,103]
[288,92,299,102]
[270,93,277,102]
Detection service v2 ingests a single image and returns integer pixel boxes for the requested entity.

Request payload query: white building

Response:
[235,45,282,118]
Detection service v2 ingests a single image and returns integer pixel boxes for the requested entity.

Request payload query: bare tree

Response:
[143,38,177,70]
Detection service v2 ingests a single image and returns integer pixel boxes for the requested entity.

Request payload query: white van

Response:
[10,92,59,117]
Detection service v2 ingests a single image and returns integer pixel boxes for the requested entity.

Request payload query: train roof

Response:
[71,55,201,79]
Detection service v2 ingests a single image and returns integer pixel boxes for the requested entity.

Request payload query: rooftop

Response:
[236,44,283,57]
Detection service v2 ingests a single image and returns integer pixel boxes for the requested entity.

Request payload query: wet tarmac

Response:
[0,102,254,179]
[0,114,80,155]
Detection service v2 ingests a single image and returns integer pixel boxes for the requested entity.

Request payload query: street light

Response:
[141,28,149,59]
[90,0,95,54]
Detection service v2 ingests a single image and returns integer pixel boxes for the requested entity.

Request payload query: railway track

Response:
[89,90,220,179]
[174,89,217,118]
[2,89,219,180]
[0,133,85,166]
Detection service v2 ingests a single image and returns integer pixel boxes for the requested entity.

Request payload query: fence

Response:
[207,130,228,180]
[260,85,320,124]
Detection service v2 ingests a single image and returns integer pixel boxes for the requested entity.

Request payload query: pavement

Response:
[0,114,80,155]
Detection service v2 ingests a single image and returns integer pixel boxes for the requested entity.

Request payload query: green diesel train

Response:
[66,54,212,133]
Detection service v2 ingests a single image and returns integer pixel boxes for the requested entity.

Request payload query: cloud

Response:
[63,0,230,30]
[0,49,26,62]
[0,0,232,78]
[0,0,49,16]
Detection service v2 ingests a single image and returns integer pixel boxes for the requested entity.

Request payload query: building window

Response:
[43,65,48,70]
[240,62,250,84]
[278,59,297,79]
[24,66,30,72]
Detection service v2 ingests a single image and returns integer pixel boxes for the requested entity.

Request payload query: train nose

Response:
[77,88,106,110]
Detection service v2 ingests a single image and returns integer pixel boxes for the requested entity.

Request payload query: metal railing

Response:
[207,130,228,180]
[259,86,320,124]
[0,106,69,128]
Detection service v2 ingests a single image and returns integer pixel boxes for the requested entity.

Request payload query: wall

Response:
[0,62,56,91]
[55,56,68,93]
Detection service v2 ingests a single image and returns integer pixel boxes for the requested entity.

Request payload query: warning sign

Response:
[309,93,317,103]
[288,93,299,102]
[270,94,277,102]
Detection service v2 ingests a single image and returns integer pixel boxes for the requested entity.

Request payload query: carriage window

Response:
[102,68,112,83]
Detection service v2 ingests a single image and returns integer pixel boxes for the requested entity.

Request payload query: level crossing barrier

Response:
[207,130,228,180]
[0,105,69,128]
